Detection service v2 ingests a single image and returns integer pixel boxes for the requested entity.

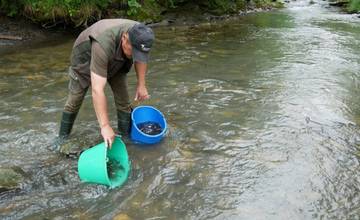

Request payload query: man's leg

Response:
[108,73,132,136]
[59,71,88,138]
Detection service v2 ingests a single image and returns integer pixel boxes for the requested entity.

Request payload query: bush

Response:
[348,0,360,12]
[0,0,24,16]
[0,0,283,27]
[23,0,110,27]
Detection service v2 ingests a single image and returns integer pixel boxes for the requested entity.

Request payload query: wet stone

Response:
[137,121,163,135]
[59,136,100,157]
[59,139,85,156]
[113,213,132,220]
[0,167,25,193]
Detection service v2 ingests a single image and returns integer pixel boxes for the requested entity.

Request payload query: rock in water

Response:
[58,135,101,157]
[0,167,25,193]
[113,213,132,220]
[137,121,162,135]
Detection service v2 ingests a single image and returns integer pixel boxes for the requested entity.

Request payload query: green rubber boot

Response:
[59,111,78,138]
[49,111,78,154]
[117,110,131,137]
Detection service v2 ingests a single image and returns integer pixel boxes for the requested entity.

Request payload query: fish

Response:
[137,121,163,135]
[107,159,124,179]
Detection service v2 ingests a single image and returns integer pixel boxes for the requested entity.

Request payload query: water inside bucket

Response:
[137,121,163,135]
[106,158,124,179]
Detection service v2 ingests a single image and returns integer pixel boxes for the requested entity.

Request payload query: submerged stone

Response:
[59,138,84,156]
[59,135,101,157]
[113,213,131,220]
[0,167,25,193]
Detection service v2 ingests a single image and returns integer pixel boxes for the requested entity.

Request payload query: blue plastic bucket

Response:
[130,106,167,144]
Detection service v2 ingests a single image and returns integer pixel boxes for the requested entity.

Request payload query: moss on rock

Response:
[0,167,25,193]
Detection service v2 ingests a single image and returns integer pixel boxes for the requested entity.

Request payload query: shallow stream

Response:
[1,1,360,219]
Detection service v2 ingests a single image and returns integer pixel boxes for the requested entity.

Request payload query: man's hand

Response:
[134,62,150,101]
[101,124,115,148]
[135,84,150,101]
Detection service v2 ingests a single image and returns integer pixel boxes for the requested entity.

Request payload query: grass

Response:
[1,0,285,28]
[348,0,360,12]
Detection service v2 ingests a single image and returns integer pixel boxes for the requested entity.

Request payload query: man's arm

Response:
[90,41,115,148]
[91,71,115,148]
[134,61,150,101]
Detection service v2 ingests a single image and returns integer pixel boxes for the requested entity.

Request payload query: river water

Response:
[1,0,360,219]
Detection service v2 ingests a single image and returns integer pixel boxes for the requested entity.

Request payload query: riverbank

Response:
[0,16,75,55]
[0,0,285,27]
[0,17,44,46]
[328,0,360,13]
[0,1,282,52]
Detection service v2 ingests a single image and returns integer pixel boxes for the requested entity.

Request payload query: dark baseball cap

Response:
[128,23,154,63]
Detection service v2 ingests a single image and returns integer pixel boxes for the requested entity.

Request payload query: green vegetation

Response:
[348,0,360,12]
[328,0,360,13]
[0,0,284,27]
[0,0,110,27]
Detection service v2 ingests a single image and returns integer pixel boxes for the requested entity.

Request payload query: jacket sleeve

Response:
[90,41,109,78]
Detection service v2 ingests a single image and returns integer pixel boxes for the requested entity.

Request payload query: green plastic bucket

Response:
[77,136,130,188]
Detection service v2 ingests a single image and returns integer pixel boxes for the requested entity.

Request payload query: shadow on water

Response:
[1,1,360,219]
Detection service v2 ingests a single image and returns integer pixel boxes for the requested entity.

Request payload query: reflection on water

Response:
[1,0,360,219]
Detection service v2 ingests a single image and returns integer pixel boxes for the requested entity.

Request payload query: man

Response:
[59,19,155,148]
